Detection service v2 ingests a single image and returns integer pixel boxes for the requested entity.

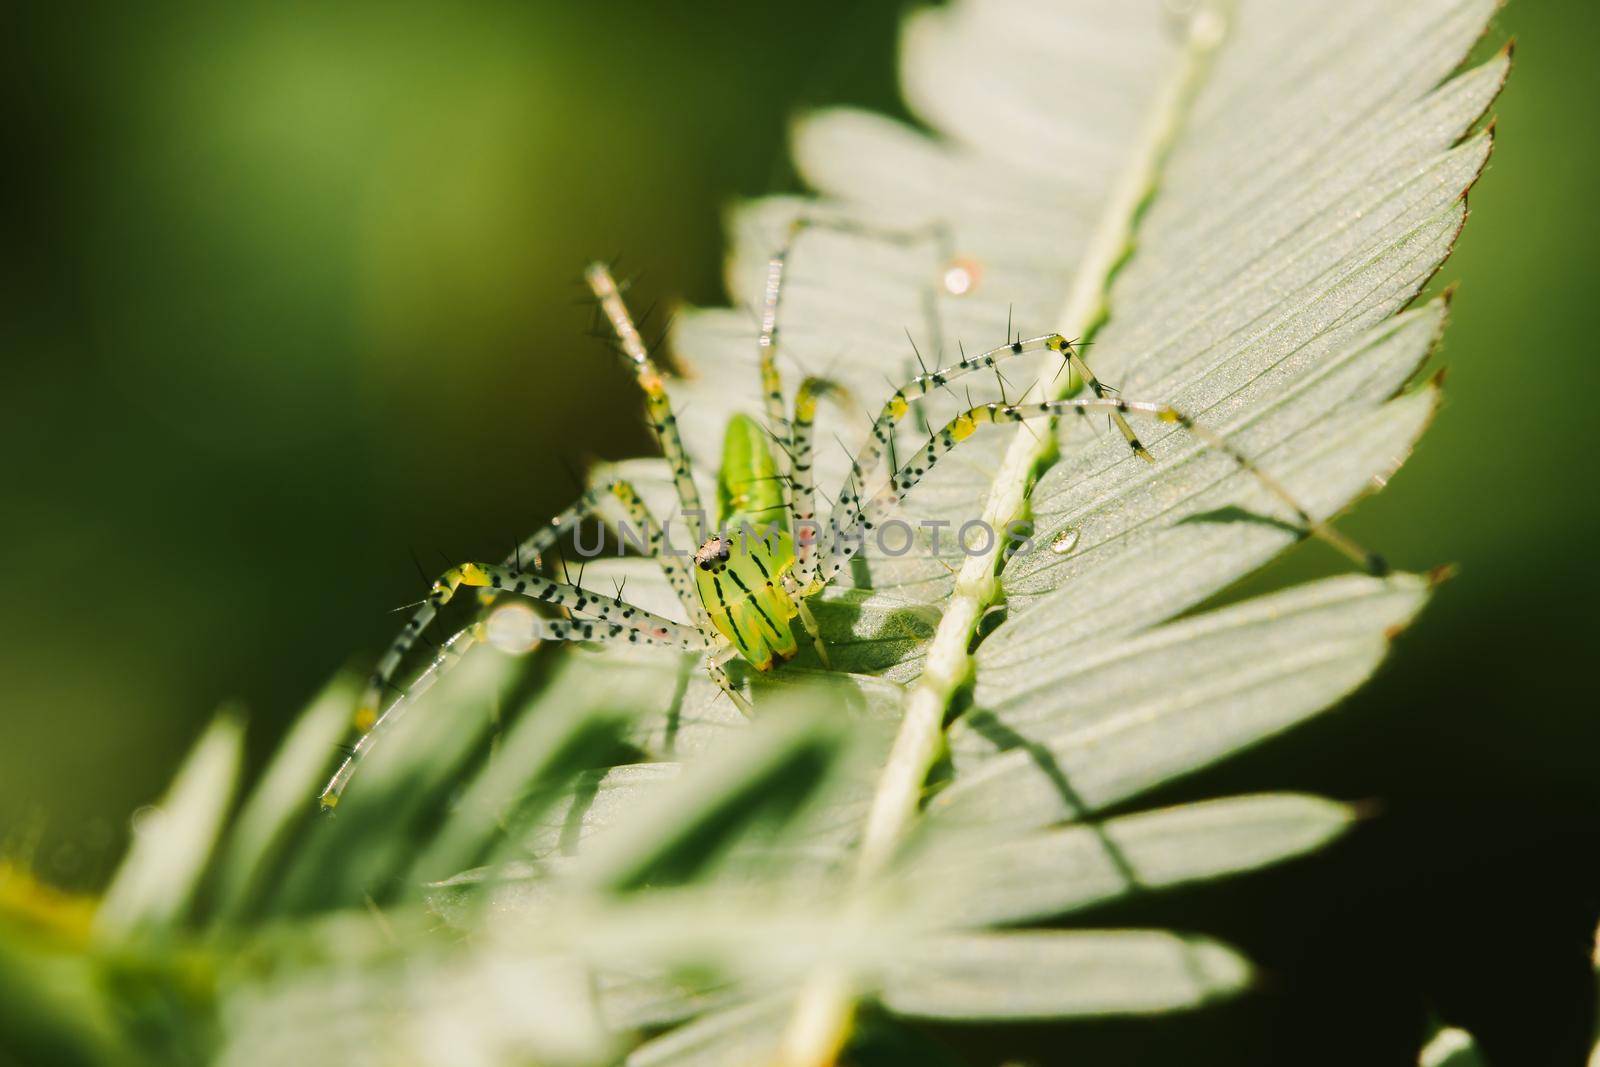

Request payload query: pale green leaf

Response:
[96,712,243,939]
[907,793,1354,927]
[219,943,615,1067]
[408,650,673,887]
[877,930,1251,1020]
[572,703,852,893]
[211,675,353,923]
[933,572,1433,829]
[625,996,789,1067]
[268,645,518,913]
[1419,1027,1488,1067]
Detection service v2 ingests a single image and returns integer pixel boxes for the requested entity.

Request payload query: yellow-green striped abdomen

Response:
[697,412,805,669]
[692,528,800,671]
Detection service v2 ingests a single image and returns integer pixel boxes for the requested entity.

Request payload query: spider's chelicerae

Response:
[319,220,1385,809]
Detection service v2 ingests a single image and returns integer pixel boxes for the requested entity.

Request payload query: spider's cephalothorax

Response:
[692,537,731,570]
[321,218,1384,810]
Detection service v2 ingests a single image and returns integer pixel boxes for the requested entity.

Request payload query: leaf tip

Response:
[1348,797,1386,823]
[1425,562,1460,589]
[1183,936,1254,999]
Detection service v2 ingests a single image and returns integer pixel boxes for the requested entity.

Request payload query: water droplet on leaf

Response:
[941,256,981,296]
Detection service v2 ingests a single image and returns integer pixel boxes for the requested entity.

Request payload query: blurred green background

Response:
[2,1,1597,1061]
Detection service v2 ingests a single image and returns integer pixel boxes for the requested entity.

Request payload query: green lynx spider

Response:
[320,221,1384,809]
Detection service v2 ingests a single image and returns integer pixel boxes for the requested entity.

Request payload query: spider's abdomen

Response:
[717,414,788,535]
[692,530,800,671]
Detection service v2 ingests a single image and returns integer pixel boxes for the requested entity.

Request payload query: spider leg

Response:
[706,642,754,716]
[783,572,830,669]
[788,375,863,589]
[320,625,479,808]
[364,561,708,728]
[756,233,797,463]
[324,557,713,811]
[339,483,706,794]
[813,334,1139,568]
[814,396,1387,586]
[365,479,702,731]
[754,213,952,468]
[587,263,707,543]
[321,610,723,810]
[328,477,719,810]
[599,479,711,630]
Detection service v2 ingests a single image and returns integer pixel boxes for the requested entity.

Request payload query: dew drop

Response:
[1049,528,1080,555]
[487,602,542,654]
[942,256,982,297]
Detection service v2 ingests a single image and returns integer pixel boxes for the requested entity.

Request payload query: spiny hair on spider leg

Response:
[830,434,864,476]
[407,546,431,587]
[558,455,588,493]
[645,313,676,356]
[756,425,799,464]
[1052,353,1072,385]
[634,298,661,335]
[905,327,930,377]
[551,545,574,586]
[934,374,964,408]
[993,364,1014,405]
